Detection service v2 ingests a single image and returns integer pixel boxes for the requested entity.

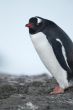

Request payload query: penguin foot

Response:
[50,86,64,94]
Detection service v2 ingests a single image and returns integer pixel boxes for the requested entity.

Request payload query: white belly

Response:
[30,32,69,89]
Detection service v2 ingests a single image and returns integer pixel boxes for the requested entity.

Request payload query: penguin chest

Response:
[30,32,67,78]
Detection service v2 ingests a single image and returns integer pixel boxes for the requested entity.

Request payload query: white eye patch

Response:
[37,18,42,24]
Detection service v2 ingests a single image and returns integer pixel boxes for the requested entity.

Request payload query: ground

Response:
[0,73,73,110]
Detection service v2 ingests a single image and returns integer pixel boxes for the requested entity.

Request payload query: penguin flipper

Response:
[51,39,71,72]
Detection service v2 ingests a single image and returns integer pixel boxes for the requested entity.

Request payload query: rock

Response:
[0,73,73,110]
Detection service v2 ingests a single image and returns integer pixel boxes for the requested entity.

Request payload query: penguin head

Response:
[25,16,47,34]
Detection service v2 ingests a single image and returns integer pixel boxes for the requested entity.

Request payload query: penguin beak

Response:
[25,23,33,28]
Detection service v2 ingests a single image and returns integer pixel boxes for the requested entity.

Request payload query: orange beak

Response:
[25,23,33,28]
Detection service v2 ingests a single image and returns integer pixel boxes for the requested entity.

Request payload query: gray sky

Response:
[0,0,73,75]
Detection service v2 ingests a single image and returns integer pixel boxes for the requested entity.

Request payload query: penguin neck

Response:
[29,28,36,34]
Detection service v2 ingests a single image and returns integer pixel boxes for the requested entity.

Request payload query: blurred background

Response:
[0,0,73,75]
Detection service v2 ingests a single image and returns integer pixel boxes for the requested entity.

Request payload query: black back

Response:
[43,20,73,80]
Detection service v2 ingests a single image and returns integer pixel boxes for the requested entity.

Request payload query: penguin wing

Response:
[51,39,71,72]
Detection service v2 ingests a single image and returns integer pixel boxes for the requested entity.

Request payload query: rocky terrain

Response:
[0,73,73,110]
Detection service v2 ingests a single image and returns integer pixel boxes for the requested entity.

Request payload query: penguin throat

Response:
[29,28,36,34]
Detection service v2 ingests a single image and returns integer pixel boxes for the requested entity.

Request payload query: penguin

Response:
[25,16,73,94]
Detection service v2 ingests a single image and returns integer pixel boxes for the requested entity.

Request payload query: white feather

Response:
[36,17,42,24]
[30,32,69,89]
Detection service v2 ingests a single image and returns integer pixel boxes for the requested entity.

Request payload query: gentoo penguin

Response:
[25,16,73,94]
